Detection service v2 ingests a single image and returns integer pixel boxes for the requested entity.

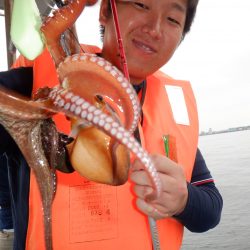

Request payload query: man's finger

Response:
[133,185,154,199]
[130,170,151,186]
[150,154,181,175]
[130,158,144,171]
[136,198,169,220]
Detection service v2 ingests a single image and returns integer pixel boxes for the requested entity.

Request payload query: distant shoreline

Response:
[199,126,250,136]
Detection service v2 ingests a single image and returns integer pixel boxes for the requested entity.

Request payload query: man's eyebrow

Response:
[171,2,187,13]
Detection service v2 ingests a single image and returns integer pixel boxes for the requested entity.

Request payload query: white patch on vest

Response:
[165,85,190,126]
[69,183,118,242]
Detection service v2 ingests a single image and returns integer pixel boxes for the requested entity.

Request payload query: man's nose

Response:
[142,15,162,40]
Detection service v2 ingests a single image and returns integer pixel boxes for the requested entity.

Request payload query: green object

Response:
[162,135,169,157]
[10,0,44,60]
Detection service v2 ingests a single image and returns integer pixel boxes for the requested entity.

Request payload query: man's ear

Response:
[99,0,110,25]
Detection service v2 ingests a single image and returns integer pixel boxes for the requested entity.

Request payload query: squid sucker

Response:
[0,0,162,249]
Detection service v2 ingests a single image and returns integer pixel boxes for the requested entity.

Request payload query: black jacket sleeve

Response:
[0,67,33,153]
[0,67,32,250]
[0,67,33,96]
[174,149,223,232]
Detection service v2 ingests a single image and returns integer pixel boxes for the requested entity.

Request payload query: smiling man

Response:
[1,0,223,249]
[100,0,187,83]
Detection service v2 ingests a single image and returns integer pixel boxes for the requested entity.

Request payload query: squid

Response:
[0,0,162,249]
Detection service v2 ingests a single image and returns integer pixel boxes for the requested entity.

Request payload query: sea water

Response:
[182,130,250,250]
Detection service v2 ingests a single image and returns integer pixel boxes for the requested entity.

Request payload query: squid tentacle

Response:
[0,88,51,120]
[41,0,97,66]
[0,89,56,249]
[57,53,141,133]
[29,121,55,250]
[41,0,87,66]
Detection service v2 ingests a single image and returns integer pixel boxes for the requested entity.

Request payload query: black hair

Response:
[100,0,199,40]
[183,0,199,38]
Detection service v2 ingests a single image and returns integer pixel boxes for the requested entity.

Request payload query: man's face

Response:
[100,0,187,84]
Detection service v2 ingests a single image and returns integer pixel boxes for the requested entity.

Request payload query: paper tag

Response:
[69,183,118,243]
[165,85,190,126]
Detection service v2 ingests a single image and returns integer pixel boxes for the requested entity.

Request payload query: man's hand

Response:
[130,154,188,220]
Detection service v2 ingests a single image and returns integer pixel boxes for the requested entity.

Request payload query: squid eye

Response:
[96,95,104,102]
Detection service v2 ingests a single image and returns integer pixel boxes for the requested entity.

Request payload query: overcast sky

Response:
[1,0,250,132]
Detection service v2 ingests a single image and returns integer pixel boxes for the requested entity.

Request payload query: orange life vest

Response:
[14,48,198,250]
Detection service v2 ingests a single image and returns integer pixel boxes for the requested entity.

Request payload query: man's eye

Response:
[133,2,148,10]
[167,17,181,26]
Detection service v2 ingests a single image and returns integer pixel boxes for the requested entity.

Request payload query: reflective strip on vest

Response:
[15,49,198,250]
